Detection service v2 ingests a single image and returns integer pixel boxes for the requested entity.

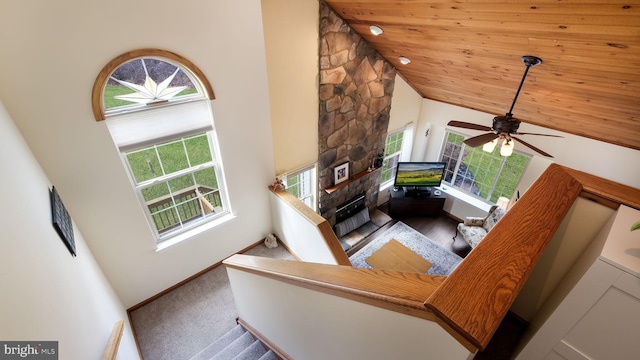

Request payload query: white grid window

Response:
[440,130,531,204]
[100,53,230,245]
[380,124,414,189]
[123,133,228,240]
[283,164,317,211]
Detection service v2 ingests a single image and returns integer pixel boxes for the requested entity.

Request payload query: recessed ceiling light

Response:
[369,25,383,36]
[399,56,411,65]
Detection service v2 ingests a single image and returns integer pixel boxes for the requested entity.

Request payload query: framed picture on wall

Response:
[50,186,76,257]
[334,162,350,185]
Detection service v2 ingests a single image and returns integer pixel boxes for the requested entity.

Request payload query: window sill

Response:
[439,185,493,212]
[379,181,393,192]
[155,212,236,252]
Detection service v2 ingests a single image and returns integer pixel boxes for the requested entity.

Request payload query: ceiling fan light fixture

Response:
[399,56,411,65]
[447,55,558,158]
[369,25,383,36]
[500,140,514,157]
[482,138,498,153]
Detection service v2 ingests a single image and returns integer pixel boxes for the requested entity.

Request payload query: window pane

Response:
[282,165,316,211]
[141,172,220,236]
[490,153,529,202]
[287,174,301,198]
[105,58,200,111]
[157,140,189,174]
[465,147,502,199]
[193,167,218,189]
[380,130,404,188]
[141,182,171,202]
[185,134,212,166]
[168,173,195,193]
[174,196,204,226]
[127,148,161,183]
[381,154,399,184]
[151,207,180,234]
[104,85,138,109]
[384,131,402,155]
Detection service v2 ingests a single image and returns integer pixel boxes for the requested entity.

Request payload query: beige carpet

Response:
[129,243,294,360]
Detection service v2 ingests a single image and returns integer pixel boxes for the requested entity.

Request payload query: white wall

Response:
[388,75,424,133]
[0,0,275,307]
[511,197,616,321]
[0,102,138,359]
[227,267,473,360]
[262,0,320,175]
[270,192,339,265]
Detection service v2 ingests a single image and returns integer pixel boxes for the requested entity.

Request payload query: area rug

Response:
[349,221,463,276]
[339,209,393,249]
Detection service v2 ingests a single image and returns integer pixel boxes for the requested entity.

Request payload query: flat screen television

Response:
[393,162,446,189]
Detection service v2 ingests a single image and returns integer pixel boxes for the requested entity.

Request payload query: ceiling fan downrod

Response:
[506,55,542,117]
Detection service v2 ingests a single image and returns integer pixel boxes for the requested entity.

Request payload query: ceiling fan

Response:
[447,55,562,158]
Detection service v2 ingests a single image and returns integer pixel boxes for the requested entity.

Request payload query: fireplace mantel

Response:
[324,167,381,194]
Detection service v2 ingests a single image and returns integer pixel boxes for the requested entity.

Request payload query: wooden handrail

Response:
[101,320,124,360]
[269,187,351,265]
[559,165,640,210]
[224,255,477,351]
[425,164,581,349]
[225,255,443,317]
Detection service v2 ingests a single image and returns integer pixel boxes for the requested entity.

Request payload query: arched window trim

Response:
[91,48,215,121]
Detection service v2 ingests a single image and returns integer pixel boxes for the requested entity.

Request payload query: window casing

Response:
[440,130,531,204]
[282,164,317,211]
[93,50,229,245]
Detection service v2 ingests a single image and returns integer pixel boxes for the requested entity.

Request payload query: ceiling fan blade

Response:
[513,131,563,138]
[511,135,554,158]
[464,133,499,147]
[448,120,492,132]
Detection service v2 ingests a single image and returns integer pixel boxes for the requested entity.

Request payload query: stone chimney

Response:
[318,1,396,225]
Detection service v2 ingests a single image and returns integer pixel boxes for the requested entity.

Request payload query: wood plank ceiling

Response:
[323,0,640,151]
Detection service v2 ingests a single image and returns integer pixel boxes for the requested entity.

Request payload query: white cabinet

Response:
[517,205,640,360]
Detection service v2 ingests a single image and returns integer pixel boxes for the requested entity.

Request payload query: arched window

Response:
[92,49,230,248]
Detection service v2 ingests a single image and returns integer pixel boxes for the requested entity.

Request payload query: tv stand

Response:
[403,187,432,198]
[390,187,446,217]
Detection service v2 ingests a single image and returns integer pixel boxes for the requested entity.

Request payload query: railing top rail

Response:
[425,164,640,350]
[100,320,124,360]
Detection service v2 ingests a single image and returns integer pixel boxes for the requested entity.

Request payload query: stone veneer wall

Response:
[318,1,397,225]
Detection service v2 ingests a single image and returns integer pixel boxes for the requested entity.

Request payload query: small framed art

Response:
[50,186,76,257]
[334,162,350,185]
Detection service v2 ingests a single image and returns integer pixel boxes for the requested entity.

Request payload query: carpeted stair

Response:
[189,324,277,360]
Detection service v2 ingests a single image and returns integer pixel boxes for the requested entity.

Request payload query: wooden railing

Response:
[100,320,124,360]
[425,164,582,349]
[146,185,221,234]
[235,164,640,352]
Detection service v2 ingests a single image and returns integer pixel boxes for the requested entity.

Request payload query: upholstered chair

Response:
[452,205,507,256]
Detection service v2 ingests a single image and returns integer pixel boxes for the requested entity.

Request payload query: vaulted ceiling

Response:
[324,0,640,151]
